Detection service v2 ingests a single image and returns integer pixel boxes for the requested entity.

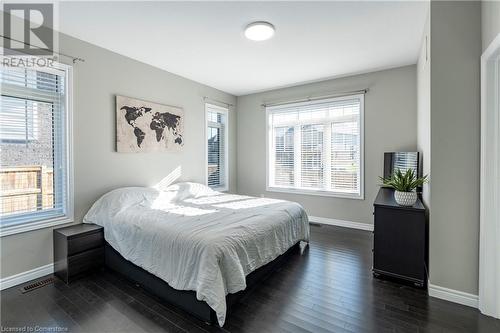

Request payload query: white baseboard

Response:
[428,283,479,308]
[309,216,374,231]
[0,263,54,291]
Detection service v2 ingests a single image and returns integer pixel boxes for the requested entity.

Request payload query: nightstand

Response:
[53,223,104,283]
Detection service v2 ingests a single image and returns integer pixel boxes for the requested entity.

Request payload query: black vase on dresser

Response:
[372,187,428,287]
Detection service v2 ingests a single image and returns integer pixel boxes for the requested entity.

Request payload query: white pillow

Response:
[161,182,218,201]
[83,182,219,226]
[83,187,159,225]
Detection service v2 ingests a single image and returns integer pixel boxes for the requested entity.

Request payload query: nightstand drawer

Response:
[54,223,104,283]
[67,247,104,277]
[68,231,104,255]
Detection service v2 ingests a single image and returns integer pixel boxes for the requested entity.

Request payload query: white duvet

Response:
[83,182,309,326]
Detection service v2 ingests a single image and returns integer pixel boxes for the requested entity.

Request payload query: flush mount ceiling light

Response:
[244,21,275,41]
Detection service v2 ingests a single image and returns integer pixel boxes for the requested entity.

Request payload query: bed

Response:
[83,182,310,326]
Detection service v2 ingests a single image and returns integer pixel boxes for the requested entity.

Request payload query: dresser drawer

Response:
[67,247,104,277]
[54,223,104,283]
[68,231,104,256]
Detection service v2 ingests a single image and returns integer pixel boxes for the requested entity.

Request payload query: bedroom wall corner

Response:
[482,0,500,52]
[428,0,481,297]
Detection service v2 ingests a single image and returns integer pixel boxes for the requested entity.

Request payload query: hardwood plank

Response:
[1,225,499,333]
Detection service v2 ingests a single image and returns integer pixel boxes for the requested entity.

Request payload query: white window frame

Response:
[0,62,74,237]
[205,103,229,192]
[266,94,364,199]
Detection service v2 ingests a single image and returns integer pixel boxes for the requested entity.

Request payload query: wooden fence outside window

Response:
[0,166,54,216]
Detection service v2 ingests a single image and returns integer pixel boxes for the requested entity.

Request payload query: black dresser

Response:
[373,188,428,287]
[53,223,104,283]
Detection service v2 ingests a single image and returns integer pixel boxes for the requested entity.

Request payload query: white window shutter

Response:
[267,95,364,198]
[206,104,228,191]
[0,65,72,228]
[273,126,295,187]
[301,124,324,189]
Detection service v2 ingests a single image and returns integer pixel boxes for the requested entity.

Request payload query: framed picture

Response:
[116,95,184,152]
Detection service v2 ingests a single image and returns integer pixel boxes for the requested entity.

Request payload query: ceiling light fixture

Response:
[244,21,275,41]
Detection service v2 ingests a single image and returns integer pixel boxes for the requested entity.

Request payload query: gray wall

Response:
[482,0,500,51]
[417,10,431,208]
[0,32,236,278]
[236,65,417,225]
[429,1,481,295]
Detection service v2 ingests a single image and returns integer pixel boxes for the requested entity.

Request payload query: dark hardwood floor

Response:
[2,225,499,332]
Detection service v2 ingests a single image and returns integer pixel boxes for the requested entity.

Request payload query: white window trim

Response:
[205,103,229,192]
[265,94,364,200]
[0,62,74,237]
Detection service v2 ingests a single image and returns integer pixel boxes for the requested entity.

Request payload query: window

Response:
[267,94,364,198]
[0,64,73,236]
[206,103,228,191]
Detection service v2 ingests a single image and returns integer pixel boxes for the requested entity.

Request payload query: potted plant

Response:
[379,169,428,206]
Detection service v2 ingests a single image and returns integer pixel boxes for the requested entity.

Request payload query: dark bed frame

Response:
[104,241,301,325]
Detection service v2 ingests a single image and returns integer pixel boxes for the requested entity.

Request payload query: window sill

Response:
[266,186,364,200]
[212,186,229,193]
[0,216,74,237]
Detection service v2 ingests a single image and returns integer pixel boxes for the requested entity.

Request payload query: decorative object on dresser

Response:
[116,95,184,153]
[53,224,104,283]
[372,187,428,287]
[379,168,428,206]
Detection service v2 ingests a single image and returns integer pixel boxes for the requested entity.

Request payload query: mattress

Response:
[83,182,310,326]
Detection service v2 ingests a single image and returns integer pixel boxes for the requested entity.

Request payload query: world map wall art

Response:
[116,95,184,152]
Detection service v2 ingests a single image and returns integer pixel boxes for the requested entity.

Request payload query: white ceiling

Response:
[59,1,428,96]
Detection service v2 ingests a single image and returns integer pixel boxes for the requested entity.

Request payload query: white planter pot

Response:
[394,190,417,206]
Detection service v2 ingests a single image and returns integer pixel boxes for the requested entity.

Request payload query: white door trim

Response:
[480,32,500,319]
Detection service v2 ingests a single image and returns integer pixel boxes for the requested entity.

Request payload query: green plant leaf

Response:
[379,168,428,192]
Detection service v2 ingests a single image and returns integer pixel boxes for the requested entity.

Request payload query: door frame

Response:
[480,32,500,319]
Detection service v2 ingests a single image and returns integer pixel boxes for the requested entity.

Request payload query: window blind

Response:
[0,66,71,227]
[273,126,294,187]
[301,124,324,189]
[392,152,418,175]
[267,95,363,198]
[331,121,359,191]
[0,97,40,141]
[206,104,228,190]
